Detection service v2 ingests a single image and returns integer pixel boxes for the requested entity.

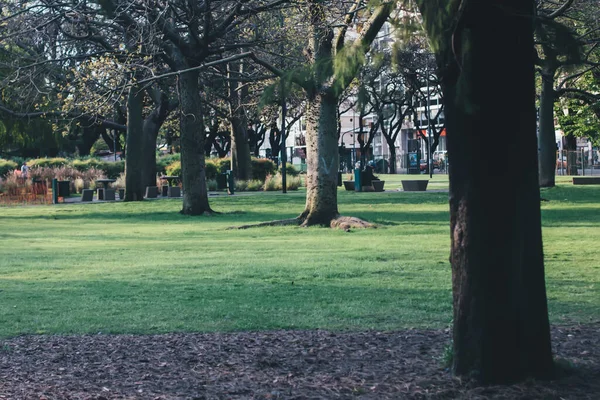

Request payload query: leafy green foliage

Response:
[165,161,181,177]
[71,159,106,171]
[251,158,277,181]
[156,154,181,175]
[0,159,18,177]
[205,160,220,180]
[71,158,124,179]
[279,162,300,177]
[28,158,69,169]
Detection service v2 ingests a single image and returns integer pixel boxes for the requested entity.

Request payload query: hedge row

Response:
[0,159,18,178]
[21,158,125,179]
[164,157,281,181]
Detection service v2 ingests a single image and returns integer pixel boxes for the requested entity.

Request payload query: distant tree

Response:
[535,0,600,186]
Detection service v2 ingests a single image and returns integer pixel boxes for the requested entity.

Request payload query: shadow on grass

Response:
[541,207,600,226]
[0,279,453,337]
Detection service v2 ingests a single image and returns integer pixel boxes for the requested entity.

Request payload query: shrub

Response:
[215,158,231,173]
[156,153,180,175]
[74,178,85,194]
[0,174,21,194]
[263,174,302,191]
[263,174,279,191]
[9,156,25,166]
[235,180,248,192]
[112,173,126,189]
[81,168,106,184]
[165,161,181,176]
[279,163,300,177]
[90,139,110,155]
[205,160,219,180]
[206,179,218,191]
[285,176,302,190]
[103,161,125,179]
[0,159,18,178]
[71,158,104,171]
[246,179,264,191]
[28,157,68,169]
[251,158,277,181]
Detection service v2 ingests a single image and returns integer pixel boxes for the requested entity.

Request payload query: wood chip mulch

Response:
[1,323,598,399]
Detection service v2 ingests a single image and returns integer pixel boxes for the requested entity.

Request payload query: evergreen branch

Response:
[0,103,126,131]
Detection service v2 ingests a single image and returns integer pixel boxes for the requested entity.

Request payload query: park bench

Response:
[572,177,600,185]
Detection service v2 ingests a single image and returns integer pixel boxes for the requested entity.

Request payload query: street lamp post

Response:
[340,129,354,172]
[351,112,356,167]
[426,66,433,179]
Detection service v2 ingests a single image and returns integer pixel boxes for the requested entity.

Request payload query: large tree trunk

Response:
[420,0,553,384]
[178,70,212,215]
[228,62,253,180]
[124,86,145,201]
[77,126,101,157]
[538,69,557,187]
[299,91,340,225]
[141,94,173,188]
[141,121,159,188]
[229,116,253,180]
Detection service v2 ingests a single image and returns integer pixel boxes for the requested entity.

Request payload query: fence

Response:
[556,149,600,176]
[0,176,53,205]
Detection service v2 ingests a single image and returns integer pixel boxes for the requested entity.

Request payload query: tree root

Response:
[230,216,375,231]
[229,218,302,230]
[329,216,376,232]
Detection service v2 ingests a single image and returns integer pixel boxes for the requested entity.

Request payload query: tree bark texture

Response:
[538,68,557,187]
[124,86,145,201]
[141,93,173,188]
[300,91,340,225]
[418,0,554,384]
[228,62,253,181]
[78,126,102,157]
[178,71,212,215]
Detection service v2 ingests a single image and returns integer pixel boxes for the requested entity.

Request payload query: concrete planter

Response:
[401,180,428,191]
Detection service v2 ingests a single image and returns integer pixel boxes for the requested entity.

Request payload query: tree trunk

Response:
[538,69,557,187]
[564,133,578,175]
[299,91,340,225]
[420,0,554,384]
[141,118,160,188]
[124,86,145,201]
[141,95,173,188]
[228,62,253,180]
[229,116,253,180]
[388,142,397,174]
[77,126,102,156]
[178,70,212,215]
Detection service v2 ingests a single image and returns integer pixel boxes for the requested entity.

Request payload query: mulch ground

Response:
[1,323,598,399]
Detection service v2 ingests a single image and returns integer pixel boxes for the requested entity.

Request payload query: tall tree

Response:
[535,0,600,186]
[416,0,554,383]
[255,0,397,227]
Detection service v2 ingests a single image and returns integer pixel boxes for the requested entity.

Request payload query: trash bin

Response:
[216,173,228,190]
[57,180,70,197]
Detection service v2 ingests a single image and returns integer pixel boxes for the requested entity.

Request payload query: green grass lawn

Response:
[0,177,598,338]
